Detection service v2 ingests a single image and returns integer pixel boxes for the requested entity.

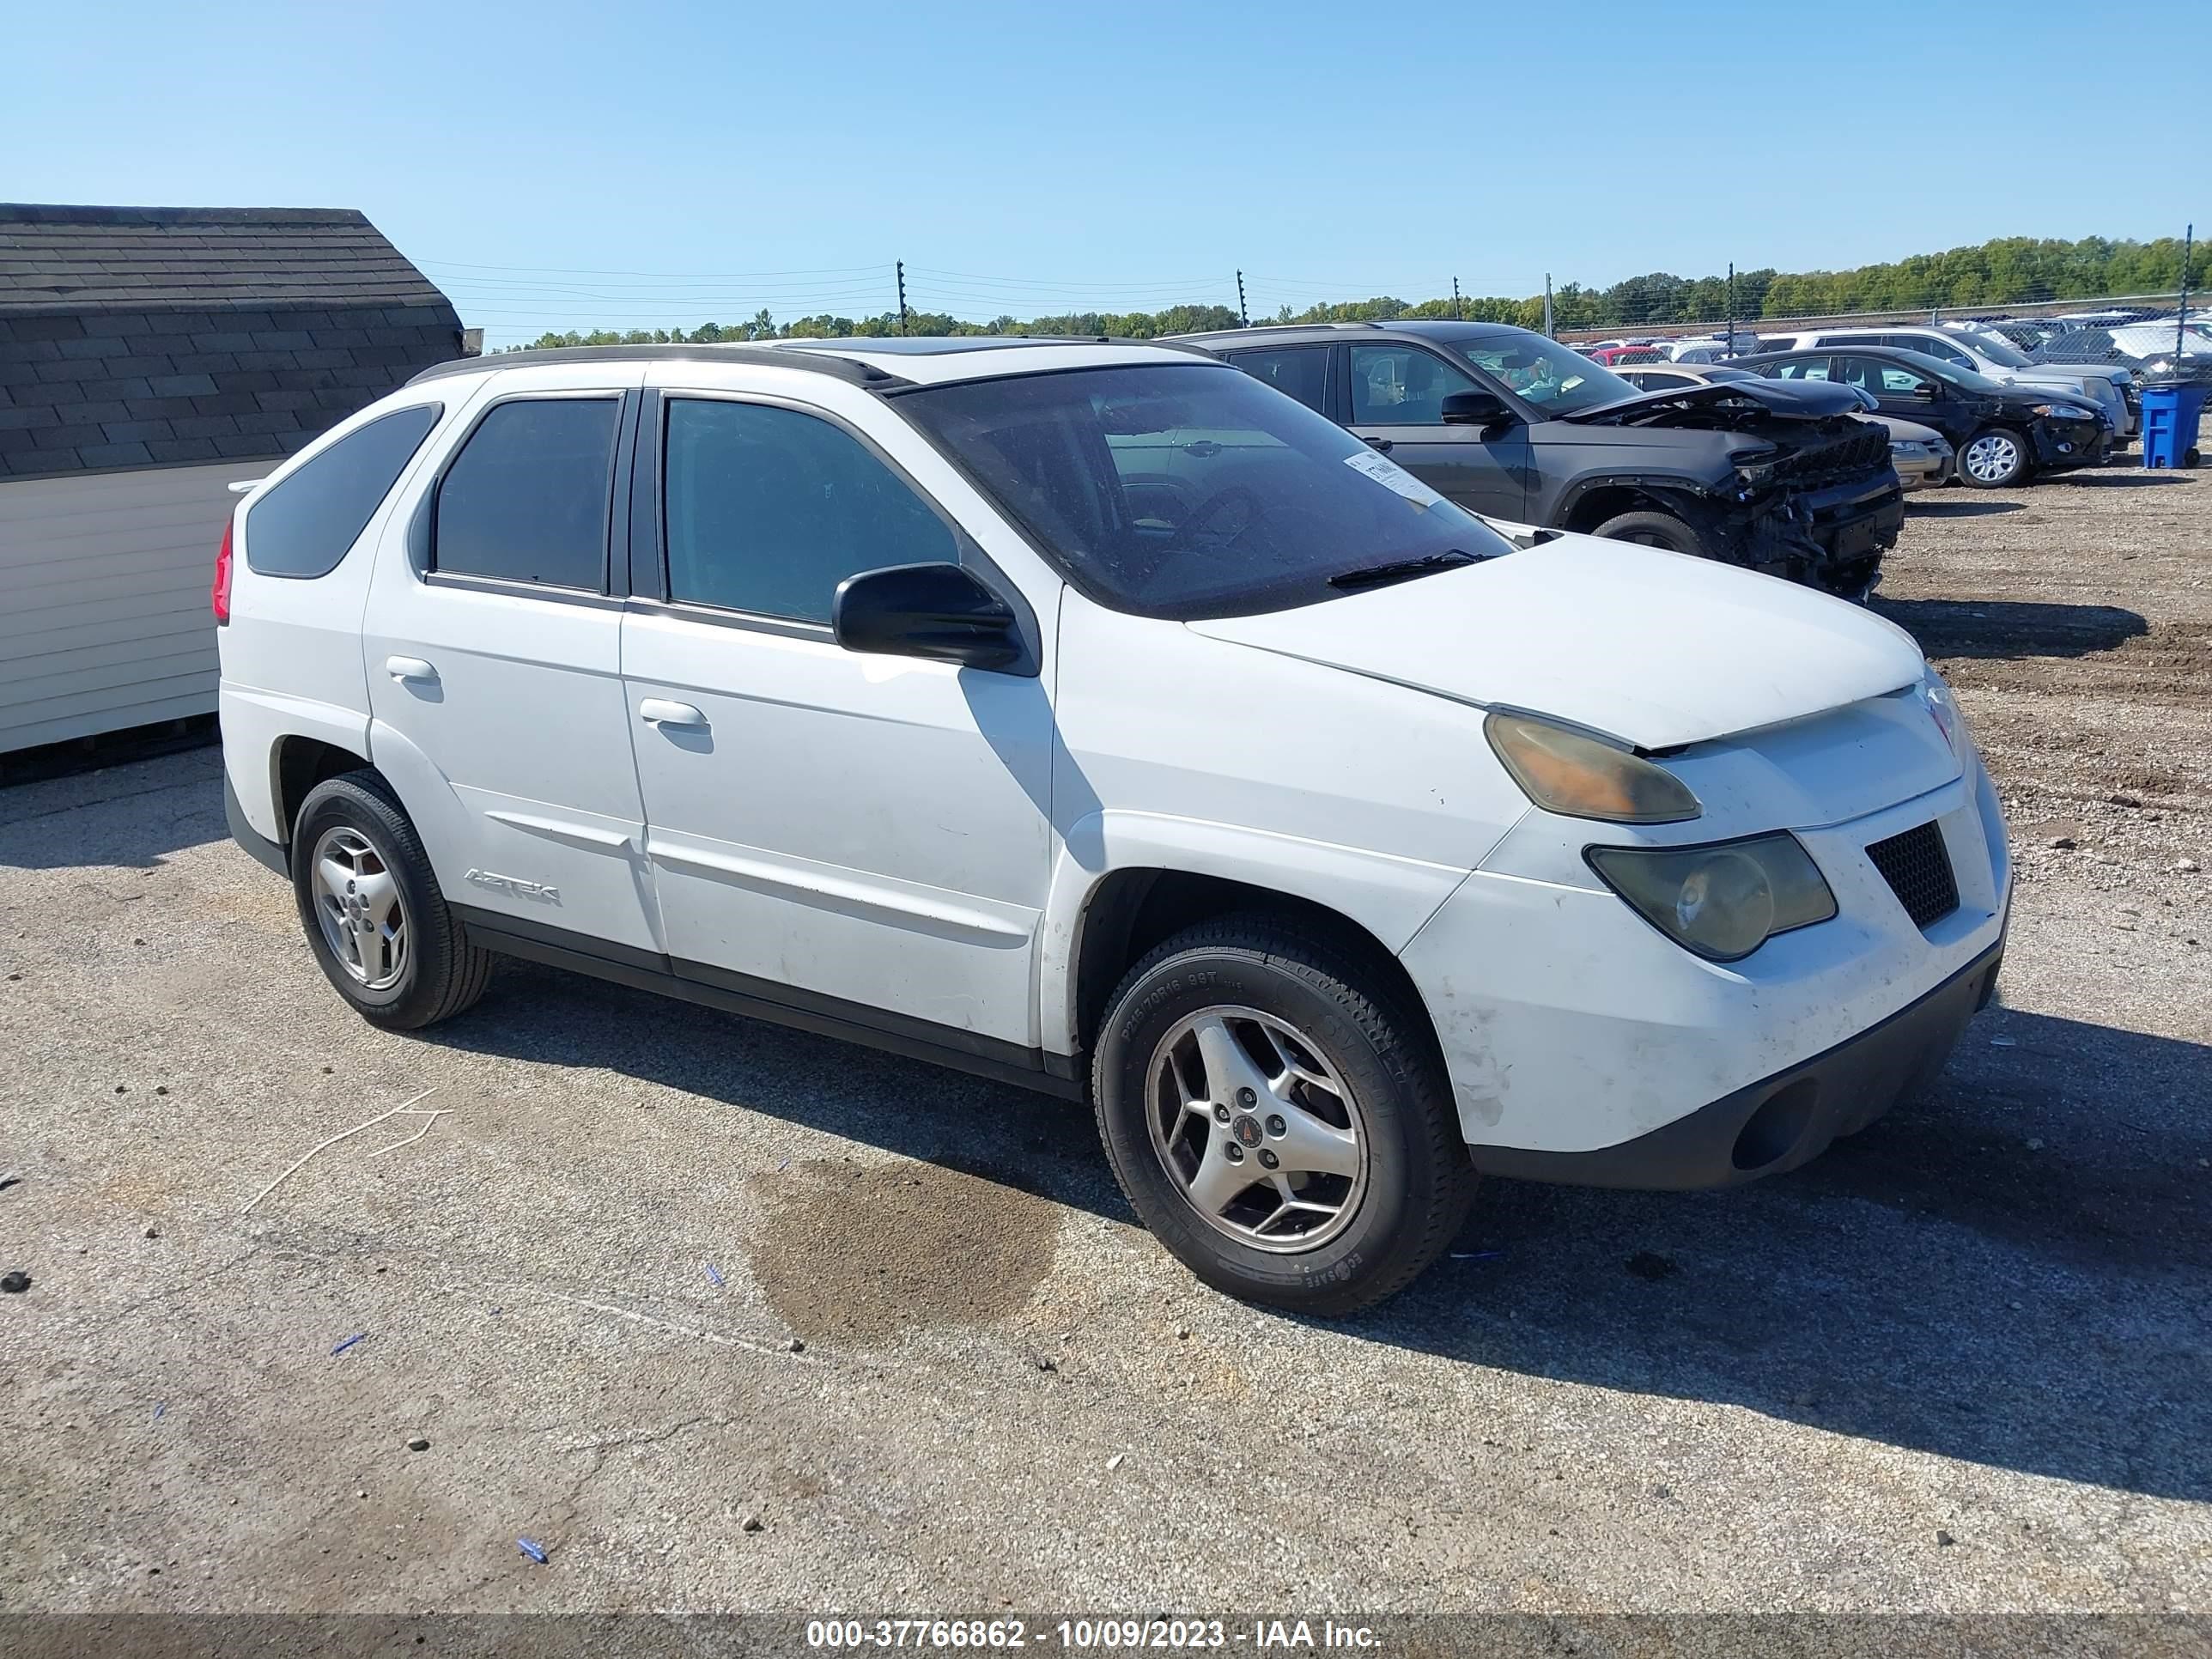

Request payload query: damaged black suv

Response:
[1179,321,1903,598]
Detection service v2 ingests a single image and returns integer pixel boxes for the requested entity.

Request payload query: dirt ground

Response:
[1878,468,2210,874]
[0,460,2208,1631]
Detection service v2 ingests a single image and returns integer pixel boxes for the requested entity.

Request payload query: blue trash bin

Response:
[2140,381,2206,469]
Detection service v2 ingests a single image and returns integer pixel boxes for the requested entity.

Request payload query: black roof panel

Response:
[1,204,462,477]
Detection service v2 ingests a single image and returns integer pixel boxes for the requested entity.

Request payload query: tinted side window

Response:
[1770,357,1832,381]
[1226,347,1328,414]
[1844,357,1933,397]
[434,398,618,589]
[1348,345,1478,426]
[663,398,957,623]
[244,404,441,578]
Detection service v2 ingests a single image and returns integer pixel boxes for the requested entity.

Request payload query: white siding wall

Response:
[0,459,273,753]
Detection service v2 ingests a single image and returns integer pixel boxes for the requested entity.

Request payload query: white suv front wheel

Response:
[1091,914,1475,1315]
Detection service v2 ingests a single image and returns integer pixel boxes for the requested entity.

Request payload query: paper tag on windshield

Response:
[1343,447,1446,509]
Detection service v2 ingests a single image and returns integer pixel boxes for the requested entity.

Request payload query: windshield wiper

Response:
[1327,548,1492,590]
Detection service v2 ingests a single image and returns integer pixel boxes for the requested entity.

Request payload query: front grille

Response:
[1773,421,1894,488]
[1866,821,1960,930]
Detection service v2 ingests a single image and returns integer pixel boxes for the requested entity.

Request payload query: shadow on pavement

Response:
[2051,472,2194,489]
[1340,1005,2212,1504]
[1874,597,2148,660]
[431,959,2212,1503]
[0,747,228,872]
[1905,500,2023,518]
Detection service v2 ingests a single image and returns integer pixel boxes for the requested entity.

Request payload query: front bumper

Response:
[1894,450,1952,490]
[1401,727,2011,1188]
[2029,416,2110,471]
[1795,471,1905,559]
[1468,933,2004,1189]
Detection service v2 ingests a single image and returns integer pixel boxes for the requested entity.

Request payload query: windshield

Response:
[895,362,1512,621]
[1953,331,2031,368]
[1448,332,1640,414]
[1893,349,2008,395]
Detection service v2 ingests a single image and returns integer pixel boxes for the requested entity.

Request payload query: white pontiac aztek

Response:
[216,337,2010,1314]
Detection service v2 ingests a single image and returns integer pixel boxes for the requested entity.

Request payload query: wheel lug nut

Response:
[1258,1149,1279,1170]
[1266,1115,1286,1137]
[1236,1087,1257,1107]
[1224,1143,1245,1164]
[1212,1103,1231,1124]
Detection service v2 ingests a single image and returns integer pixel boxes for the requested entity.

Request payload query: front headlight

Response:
[1587,835,1838,962]
[1732,459,1778,490]
[2030,402,2096,421]
[1486,712,1701,823]
[1890,441,1930,459]
[1922,666,1972,762]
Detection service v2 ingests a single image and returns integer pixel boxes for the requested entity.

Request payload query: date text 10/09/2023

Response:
[805,1620,1380,1650]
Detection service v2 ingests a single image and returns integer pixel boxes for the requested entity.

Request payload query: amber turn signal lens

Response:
[1485,712,1701,824]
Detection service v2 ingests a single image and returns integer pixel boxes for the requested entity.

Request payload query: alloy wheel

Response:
[1963,433,2021,483]
[1146,1006,1370,1253]
[310,826,409,991]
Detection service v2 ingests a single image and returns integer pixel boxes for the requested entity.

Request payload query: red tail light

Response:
[212,520,234,624]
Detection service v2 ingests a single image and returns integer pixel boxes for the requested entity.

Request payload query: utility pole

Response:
[1236,269,1249,329]
[896,261,908,335]
[1451,276,1462,321]
[2179,223,2196,366]
[1543,273,1553,339]
[1725,261,1735,350]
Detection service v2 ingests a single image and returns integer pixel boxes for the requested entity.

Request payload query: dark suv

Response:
[1176,321,1905,598]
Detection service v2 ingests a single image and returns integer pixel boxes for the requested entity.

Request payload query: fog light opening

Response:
[1733,1079,1820,1172]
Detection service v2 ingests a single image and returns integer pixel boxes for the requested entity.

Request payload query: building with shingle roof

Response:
[1,204,466,755]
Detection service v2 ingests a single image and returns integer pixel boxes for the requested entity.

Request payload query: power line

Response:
[420,257,888,279]
[903,264,1226,292]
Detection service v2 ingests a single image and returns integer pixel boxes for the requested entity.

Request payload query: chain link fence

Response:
[1557,291,2210,380]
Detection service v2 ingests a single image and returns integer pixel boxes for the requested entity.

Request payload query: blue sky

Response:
[9,0,2204,348]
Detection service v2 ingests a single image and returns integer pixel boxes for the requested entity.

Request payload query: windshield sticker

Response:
[1343,447,1446,509]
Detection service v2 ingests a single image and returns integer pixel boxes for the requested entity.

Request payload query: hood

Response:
[1186,532,1925,750]
[1869,415,1944,444]
[2002,364,2109,392]
[1560,375,1867,425]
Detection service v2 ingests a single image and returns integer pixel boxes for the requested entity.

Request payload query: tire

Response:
[1091,912,1475,1316]
[1959,427,2030,488]
[1589,509,1706,556]
[289,769,493,1030]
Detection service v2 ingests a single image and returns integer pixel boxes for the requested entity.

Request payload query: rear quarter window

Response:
[1224,347,1329,414]
[242,404,443,578]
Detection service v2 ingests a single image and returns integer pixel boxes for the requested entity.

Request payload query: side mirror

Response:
[1441,389,1516,428]
[1913,383,1940,400]
[832,562,1029,673]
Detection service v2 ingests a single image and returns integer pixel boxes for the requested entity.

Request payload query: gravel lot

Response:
[1,463,2208,1625]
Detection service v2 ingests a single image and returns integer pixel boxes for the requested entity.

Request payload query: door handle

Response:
[386,655,438,683]
[639,699,708,728]
[1361,435,1393,453]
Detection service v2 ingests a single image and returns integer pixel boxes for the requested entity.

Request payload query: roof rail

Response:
[404,343,914,388]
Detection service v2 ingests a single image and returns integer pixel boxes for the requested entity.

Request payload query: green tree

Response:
[495,232,2197,352]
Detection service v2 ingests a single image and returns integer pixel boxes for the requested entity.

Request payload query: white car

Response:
[1665,330,1762,363]
[2099,320,2212,362]
[1759,324,2134,435]
[215,337,2011,1314]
